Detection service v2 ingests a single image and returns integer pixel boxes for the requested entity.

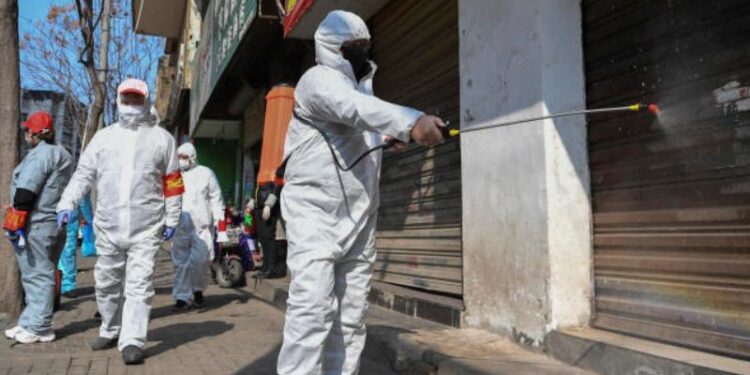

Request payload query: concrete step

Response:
[248,275,594,375]
[547,329,750,375]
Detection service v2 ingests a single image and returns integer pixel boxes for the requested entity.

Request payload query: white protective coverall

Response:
[57,92,182,351]
[171,142,224,302]
[278,10,423,375]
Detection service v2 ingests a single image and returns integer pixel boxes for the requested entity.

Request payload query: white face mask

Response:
[179,159,191,171]
[118,104,151,128]
[119,104,146,115]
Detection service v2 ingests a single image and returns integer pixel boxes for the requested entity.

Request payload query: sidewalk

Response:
[1,251,593,375]
[0,252,393,375]
[250,277,595,375]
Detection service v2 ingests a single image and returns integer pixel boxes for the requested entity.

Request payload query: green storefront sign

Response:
[190,0,257,132]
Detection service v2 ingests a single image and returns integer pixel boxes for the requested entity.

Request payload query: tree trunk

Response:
[0,0,23,318]
[96,0,110,130]
[77,0,104,152]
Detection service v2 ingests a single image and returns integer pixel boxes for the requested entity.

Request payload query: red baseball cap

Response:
[22,111,54,134]
[117,78,149,98]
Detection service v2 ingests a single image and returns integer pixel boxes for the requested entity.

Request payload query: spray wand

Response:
[288,103,659,172]
[441,103,659,138]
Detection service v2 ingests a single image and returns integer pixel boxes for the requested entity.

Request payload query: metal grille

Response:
[370,0,462,296]
[585,0,750,357]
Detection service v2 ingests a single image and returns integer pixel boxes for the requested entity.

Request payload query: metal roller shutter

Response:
[585,0,750,357]
[370,0,462,296]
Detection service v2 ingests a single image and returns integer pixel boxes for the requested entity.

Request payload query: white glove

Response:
[216,230,230,243]
[262,205,271,221]
[215,221,230,243]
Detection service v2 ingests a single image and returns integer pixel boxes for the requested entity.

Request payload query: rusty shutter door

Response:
[369,0,462,296]
[585,0,750,356]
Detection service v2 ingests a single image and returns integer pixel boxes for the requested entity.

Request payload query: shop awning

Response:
[283,0,389,39]
[132,0,187,39]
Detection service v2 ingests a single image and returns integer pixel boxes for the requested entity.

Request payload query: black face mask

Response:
[341,45,372,82]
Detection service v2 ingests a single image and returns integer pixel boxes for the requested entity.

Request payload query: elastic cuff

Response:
[56,202,75,213]
[397,110,425,143]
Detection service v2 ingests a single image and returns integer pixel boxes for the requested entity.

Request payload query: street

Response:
[0,253,395,375]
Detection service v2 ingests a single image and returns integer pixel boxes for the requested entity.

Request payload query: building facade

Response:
[19,90,82,162]
[133,0,750,366]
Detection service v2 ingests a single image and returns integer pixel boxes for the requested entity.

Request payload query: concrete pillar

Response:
[459,0,592,346]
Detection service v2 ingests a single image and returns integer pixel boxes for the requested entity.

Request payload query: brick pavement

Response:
[0,252,395,375]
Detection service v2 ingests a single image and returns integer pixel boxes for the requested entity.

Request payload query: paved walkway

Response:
[1,250,595,375]
[0,252,393,375]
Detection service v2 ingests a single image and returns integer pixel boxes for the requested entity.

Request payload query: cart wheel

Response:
[227,258,244,286]
[216,258,244,288]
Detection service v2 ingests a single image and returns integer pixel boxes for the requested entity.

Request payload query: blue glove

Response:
[162,226,176,240]
[16,229,26,248]
[56,210,73,230]
[6,229,26,250]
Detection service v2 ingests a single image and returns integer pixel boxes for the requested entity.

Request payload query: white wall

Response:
[459,0,592,346]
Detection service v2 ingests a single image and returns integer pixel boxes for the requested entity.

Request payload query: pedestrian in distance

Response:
[170,142,225,312]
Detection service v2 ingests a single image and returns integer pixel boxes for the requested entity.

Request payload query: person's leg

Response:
[274,240,288,276]
[192,228,213,294]
[257,216,277,273]
[322,217,377,375]
[58,217,80,294]
[171,226,193,303]
[259,236,277,274]
[277,242,337,375]
[118,235,159,350]
[16,221,58,335]
[94,233,126,341]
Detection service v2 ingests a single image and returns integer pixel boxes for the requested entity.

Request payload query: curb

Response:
[247,277,591,375]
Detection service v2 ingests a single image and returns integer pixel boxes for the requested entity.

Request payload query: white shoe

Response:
[4,326,22,340]
[13,327,55,344]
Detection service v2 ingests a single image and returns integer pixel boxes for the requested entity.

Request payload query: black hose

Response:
[292,112,398,172]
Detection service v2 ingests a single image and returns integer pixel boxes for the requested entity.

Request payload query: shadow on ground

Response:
[147,321,234,357]
[233,344,281,375]
[56,290,251,340]
[231,324,407,374]
[150,291,253,320]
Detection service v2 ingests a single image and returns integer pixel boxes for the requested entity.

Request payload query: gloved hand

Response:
[56,210,73,230]
[162,226,176,240]
[262,205,272,221]
[6,229,26,250]
[216,221,230,243]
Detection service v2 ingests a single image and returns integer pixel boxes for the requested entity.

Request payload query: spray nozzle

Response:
[628,103,660,115]
[439,121,461,138]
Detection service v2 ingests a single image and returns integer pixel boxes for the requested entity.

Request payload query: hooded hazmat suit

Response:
[171,142,224,303]
[277,10,423,375]
[57,81,182,351]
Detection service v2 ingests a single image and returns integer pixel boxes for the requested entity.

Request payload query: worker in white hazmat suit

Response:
[277,10,446,375]
[170,142,224,311]
[56,78,183,365]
